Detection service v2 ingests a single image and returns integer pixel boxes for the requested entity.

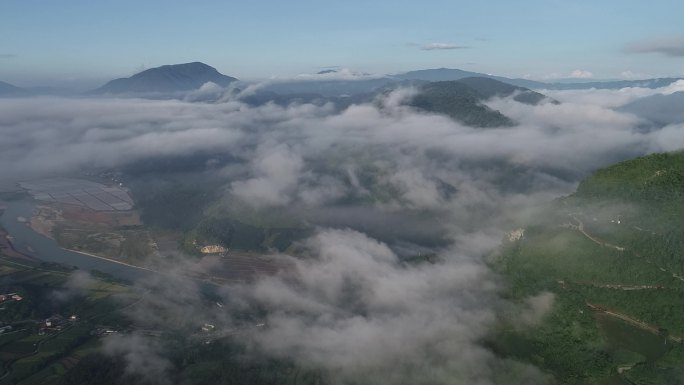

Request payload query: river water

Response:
[0,199,150,282]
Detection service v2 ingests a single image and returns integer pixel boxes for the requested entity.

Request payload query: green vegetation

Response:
[131,180,218,231]
[59,341,324,385]
[125,171,311,254]
[457,77,552,105]
[0,258,323,385]
[183,212,310,254]
[575,151,684,203]
[54,227,154,263]
[404,77,556,128]
[410,81,515,127]
[493,151,684,384]
[0,258,135,385]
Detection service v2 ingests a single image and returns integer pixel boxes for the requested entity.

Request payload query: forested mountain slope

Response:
[494,151,684,385]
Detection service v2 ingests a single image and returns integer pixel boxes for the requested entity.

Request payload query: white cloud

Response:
[541,87,655,108]
[231,143,304,207]
[3,85,684,383]
[539,79,684,108]
[420,42,469,51]
[51,270,96,302]
[390,168,445,209]
[652,123,684,152]
[659,79,684,95]
[291,67,380,80]
[569,69,593,79]
[183,81,225,102]
[620,70,641,79]
[102,333,172,385]
[232,228,550,384]
[625,36,684,57]
[517,292,555,327]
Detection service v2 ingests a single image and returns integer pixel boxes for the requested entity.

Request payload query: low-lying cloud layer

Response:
[0,85,677,186]
[51,270,96,302]
[228,229,549,384]
[2,82,684,383]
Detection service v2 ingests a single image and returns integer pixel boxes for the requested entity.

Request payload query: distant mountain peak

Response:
[92,62,238,95]
[395,68,549,89]
[0,80,29,97]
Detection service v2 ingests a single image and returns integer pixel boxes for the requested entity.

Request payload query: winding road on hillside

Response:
[559,213,684,341]
[568,214,684,283]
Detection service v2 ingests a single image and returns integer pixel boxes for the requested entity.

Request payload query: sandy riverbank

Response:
[62,247,156,273]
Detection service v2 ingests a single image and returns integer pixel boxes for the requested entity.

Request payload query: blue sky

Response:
[1,0,684,87]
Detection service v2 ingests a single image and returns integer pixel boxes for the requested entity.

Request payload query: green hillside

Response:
[410,81,515,128]
[407,78,554,128]
[575,151,684,202]
[457,77,551,105]
[493,151,684,385]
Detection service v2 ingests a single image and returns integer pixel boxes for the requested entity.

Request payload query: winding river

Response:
[0,199,150,282]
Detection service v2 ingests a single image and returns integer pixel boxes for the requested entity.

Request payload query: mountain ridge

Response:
[394,68,548,89]
[620,91,684,127]
[0,80,29,97]
[405,77,555,127]
[92,62,238,94]
[395,68,683,90]
[493,150,684,384]
[7,63,683,98]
